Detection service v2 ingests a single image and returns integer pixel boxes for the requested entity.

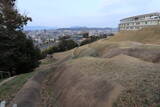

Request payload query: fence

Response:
[0,101,17,107]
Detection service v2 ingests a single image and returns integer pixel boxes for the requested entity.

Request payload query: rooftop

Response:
[120,12,160,21]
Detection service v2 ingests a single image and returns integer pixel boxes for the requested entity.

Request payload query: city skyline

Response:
[17,0,160,28]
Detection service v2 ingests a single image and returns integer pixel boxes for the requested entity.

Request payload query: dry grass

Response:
[42,53,160,107]
[54,49,74,60]
[109,26,160,44]
[5,26,160,107]
[45,26,160,107]
[72,41,160,63]
[63,55,160,107]
[44,56,123,107]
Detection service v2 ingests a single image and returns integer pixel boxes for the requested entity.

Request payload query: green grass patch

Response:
[0,72,34,101]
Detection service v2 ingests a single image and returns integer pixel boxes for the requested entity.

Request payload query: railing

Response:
[0,101,17,107]
[120,18,160,24]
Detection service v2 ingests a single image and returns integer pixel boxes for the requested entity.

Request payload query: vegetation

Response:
[0,72,34,101]
[109,26,160,44]
[42,39,78,56]
[58,39,78,51]
[0,0,41,75]
[80,36,101,46]
[80,33,113,46]
[44,27,160,107]
[42,33,112,56]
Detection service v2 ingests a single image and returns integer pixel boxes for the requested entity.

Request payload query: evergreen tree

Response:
[0,0,41,75]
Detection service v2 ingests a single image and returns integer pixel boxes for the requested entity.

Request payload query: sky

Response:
[17,0,160,28]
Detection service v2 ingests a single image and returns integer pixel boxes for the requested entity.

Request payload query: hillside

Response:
[2,26,160,107]
[39,26,160,107]
[109,26,160,44]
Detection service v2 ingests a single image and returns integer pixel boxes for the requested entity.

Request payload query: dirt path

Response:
[8,54,73,107]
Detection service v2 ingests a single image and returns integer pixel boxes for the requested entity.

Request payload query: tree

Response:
[0,0,41,75]
[0,0,31,31]
[58,39,78,51]
[42,39,78,55]
[80,36,99,46]
[82,32,89,38]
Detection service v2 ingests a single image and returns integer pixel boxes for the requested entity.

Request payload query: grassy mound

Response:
[45,55,160,107]
[42,26,160,107]
[72,41,160,63]
[109,26,160,44]
[4,26,160,107]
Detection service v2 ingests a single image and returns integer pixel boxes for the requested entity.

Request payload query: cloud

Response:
[18,0,160,27]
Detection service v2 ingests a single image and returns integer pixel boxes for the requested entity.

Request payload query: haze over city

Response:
[17,0,160,28]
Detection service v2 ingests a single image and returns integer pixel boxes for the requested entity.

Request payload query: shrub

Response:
[42,39,78,55]
[80,36,100,46]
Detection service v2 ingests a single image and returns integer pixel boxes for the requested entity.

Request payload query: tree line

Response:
[42,33,113,56]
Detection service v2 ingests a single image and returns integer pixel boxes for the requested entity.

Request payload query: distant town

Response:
[25,27,118,50]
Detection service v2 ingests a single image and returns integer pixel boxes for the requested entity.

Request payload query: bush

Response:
[80,36,100,46]
[42,39,78,55]
[59,39,78,51]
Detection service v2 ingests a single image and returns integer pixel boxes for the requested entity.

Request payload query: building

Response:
[119,12,160,31]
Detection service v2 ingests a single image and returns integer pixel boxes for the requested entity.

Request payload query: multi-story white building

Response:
[119,12,160,31]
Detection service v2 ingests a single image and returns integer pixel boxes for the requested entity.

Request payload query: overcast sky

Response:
[17,0,160,28]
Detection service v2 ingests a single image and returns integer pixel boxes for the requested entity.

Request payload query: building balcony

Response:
[120,18,160,24]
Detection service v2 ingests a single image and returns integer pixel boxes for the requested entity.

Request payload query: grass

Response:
[0,72,34,101]
[41,58,56,65]
[0,56,57,101]
[1,26,160,106]
[44,26,160,107]
[109,26,160,44]
[64,55,160,107]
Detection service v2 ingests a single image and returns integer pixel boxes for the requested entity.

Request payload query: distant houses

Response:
[25,28,117,50]
[119,12,160,31]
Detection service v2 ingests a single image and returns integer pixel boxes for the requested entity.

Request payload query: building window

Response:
[135,17,139,20]
[145,21,148,24]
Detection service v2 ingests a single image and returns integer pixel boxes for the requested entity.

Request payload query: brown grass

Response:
[7,26,160,107]
[41,26,160,107]
[109,26,160,44]
[43,54,160,107]
[72,41,160,63]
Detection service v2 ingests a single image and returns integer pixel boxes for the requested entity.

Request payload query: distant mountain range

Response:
[24,26,57,31]
[58,27,118,31]
[24,26,118,31]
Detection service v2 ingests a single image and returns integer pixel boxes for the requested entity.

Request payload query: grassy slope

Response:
[109,26,160,44]
[0,72,34,101]
[47,26,160,107]
[1,26,160,106]
[0,58,56,102]
[66,55,160,107]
